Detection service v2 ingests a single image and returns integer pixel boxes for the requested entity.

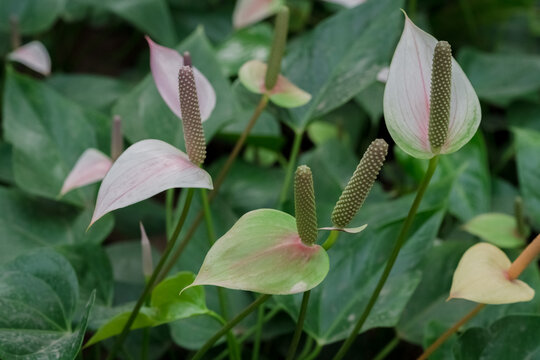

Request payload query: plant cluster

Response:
[0,0,539,359]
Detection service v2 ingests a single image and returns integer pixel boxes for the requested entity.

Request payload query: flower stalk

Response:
[111,115,123,161]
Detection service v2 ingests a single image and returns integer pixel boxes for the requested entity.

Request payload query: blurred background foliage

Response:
[0,0,539,359]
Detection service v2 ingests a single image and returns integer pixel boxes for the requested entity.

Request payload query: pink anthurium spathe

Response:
[90,139,212,226]
[146,36,216,122]
[185,209,329,295]
[60,149,113,196]
[7,41,51,76]
[60,116,122,196]
[233,0,284,29]
[239,60,311,108]
[383,13,481,159]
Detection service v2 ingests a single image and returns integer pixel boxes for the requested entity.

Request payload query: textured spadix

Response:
[239,60,311,108]
[90,139,212,226]
[428,41,452,152]
[331,139,388,228]
[449,243,534,304]
[186,209,329,295]
[384,13,480,159]
[233,0,284,29]
[60,149,112,196]
[7,41,51,76]
[146,36,215,122]
[294,165,317,245]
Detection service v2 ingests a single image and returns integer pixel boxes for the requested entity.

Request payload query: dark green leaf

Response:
[459,48,540,106]
[283,0,403,130]
[2,69,109,206]
[0,250,95,360]
[0,187,113,265]
[455,315,540,359]
[514,128,540,229]
[0,0,64,34]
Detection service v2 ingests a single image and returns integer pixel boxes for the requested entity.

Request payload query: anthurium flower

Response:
[239,60,311,108]
[146,36,216,122]
[60,149,113,196]
[7,41,51,76]
[448,243,534,304]
[60,116,123,196]
[383,13,481,159]
[185,209,329,295]
[90,139,212,226]
[233,0,284,29]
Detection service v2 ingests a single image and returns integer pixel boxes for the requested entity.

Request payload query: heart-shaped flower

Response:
[233,0,284,29]
[239,60,311,108]
[449,243,534,304]
[146,36,216,122]
[383,13,481,159]
[7,41,51,76]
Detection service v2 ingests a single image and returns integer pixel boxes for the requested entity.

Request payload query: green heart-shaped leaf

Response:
[0,250,95,360]
[189,209,329,295]
[86,272,208,346]
[463,213,525,248]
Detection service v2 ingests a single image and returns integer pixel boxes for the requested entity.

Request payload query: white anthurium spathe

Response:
[90,140,213,226]
[233,0,284,29]
[449,243,534,305]
[383,13,481,159]
[146,36,216,122]
[60,149,113,196]
[239,60,311,108]
[7,41,51,76]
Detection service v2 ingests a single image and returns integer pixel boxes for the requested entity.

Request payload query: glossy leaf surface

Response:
[0,250,94,359]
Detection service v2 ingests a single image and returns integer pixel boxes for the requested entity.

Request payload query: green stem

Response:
[303,344,322,360]
[201,188,239,360]
[141,327,150,360]
[285,290,311,360]
[251,303,264,360]
[157,95,270,282]
[214,307,282,360]
[514,196,527,238]
[105,188,195,360]
[278,129,304,208]
[287,231,339,360]
[408,0,417,19]
[165,189,174,235]
[373,336,399,360]
[332,156,439,360]
[192,295,272,360]
[322,230,339,251]
[297,336,314,360]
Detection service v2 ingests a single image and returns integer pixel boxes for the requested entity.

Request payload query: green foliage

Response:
[0,0,539,358]
[0,250,95,360]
